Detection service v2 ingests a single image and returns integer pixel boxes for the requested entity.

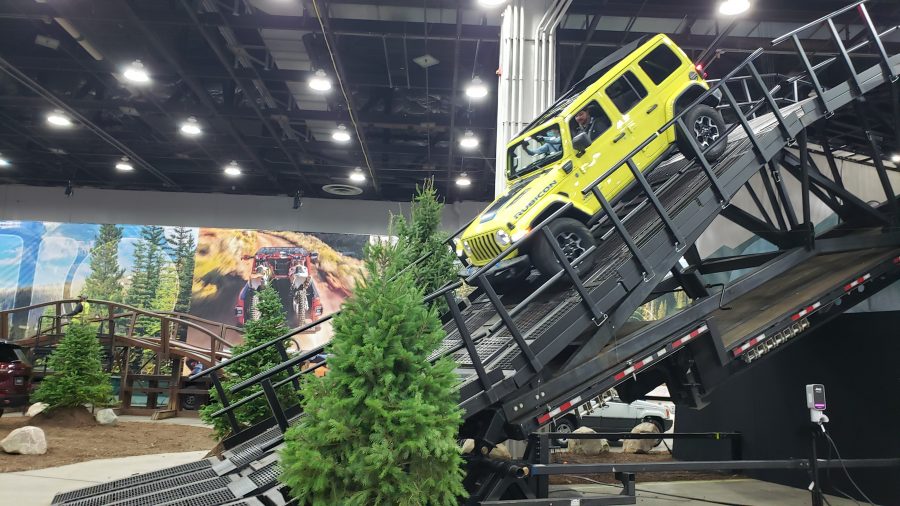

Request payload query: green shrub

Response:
[32,322,113,409]
[200,285,296,439]
[278,239,465,505]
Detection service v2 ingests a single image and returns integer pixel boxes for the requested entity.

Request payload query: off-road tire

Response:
[676,104,726,162]
[530,218,596,278]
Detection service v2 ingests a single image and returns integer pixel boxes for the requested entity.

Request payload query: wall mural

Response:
[0,220,368,352]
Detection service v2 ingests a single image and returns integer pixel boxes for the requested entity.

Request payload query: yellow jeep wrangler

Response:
[458,34,726,287]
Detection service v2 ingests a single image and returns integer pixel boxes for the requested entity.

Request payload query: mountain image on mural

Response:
[189,228,367,351]
[0,220,198,339]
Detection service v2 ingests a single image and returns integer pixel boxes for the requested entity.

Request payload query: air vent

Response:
[322,184,363,196]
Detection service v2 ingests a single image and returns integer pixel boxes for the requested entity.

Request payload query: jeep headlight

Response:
[495,230,511,247]
[462,240,474,256]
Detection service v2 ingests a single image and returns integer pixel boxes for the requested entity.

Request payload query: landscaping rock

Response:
[95,408,118,426]
[568,426,610,455]
[622,422,660,454]
[26,403,48,417]
[461,439,512,460]
[1,426,47,455]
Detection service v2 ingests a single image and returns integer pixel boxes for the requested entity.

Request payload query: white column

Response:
[494,0,570,197]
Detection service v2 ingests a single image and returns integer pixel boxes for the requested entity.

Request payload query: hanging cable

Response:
[822,429,876,505]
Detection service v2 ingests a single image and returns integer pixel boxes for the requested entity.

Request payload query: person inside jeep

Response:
[523,128,562,157]
[573,104,610,142]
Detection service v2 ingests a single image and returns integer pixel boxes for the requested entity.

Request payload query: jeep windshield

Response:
[507,124,565,180]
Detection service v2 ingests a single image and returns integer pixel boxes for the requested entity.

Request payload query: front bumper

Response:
[0,393,29,408]
[459,254,532,283]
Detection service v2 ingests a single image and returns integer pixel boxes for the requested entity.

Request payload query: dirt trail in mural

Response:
[189,229,364,350]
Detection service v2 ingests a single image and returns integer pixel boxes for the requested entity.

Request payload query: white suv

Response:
[553,392,674,440]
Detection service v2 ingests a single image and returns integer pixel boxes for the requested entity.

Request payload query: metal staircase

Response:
[54,2,900,504]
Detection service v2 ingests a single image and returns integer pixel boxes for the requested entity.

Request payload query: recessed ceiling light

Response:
[412,54,440,69]
[332,124,352,143]
[718,0,750,16]
[456,172,472,187]
[180,117,202,137]
[891,153,900,163]
[350,167,366,182]
[115,157,134,171]
[308,69,332,92]
[224,161,242,177]
[459,130,479,149]
[477,0,508,6]
[0,153,9,167]
[466,77,489,99]
[122,59,151,84]
[47,110,72,128]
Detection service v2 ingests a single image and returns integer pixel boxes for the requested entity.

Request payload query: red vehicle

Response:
[234,247,324,329]
[0,341,31,415]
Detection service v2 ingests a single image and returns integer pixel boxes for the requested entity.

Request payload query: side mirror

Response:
[572,132,591,155]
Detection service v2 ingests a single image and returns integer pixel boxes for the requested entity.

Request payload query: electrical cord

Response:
[824,431,861,506]
[822,428,877,505]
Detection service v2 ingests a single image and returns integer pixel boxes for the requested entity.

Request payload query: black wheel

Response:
[644,418,665,447]
[553,416,578,446]
[530,218,596,278]
[677,104,726,162]
[489,269,530,295]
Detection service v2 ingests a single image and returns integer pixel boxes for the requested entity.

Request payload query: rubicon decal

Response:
[513,180,557,220]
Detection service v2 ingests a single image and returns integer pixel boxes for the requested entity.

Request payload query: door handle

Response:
[646,104,658,114]
[613,132,626,143]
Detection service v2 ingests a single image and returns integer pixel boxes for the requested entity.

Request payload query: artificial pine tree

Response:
[279,239,465,505]
[200,285,296,439]
[167,227,197,313]
[393,178,459,312]
[32,322,113,410]
[83,224,125,302]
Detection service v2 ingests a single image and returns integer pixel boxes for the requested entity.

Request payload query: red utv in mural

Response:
[234,247,323,329]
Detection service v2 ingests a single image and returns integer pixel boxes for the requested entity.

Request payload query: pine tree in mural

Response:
[125,225,168,312]
[168,226,196,313]
[393,178,458,312]
[279,239,465,505]
[200,285,295,439]
[83,224,125,302]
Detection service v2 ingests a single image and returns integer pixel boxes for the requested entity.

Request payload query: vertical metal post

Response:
[444,292,492,395]
[798,130,814,250]
[744,182,775,227]
[768,161,800,229]
[212,374,241,434]
[540,227,609,323]
[854,102,900,218]
[537,433,550,498]
[590,186,653,279]
[792,34,831,116]
[624,158,685,250]
[261,378,289,433]
[721,85,764,158]
[675,117,728,205]
[809,428,824,506]
[274,340,301,391]
[476,276,542,372]
[825,18,862,95]
[819,136,845,191]
[747,62,791,140]
[858,3,897,82]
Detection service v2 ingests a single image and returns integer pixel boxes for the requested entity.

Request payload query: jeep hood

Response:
[470,169,562,231]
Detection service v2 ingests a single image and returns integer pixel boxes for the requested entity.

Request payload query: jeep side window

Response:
[606,71,648,113]
[569,101,612,145]
[638,44,682,85]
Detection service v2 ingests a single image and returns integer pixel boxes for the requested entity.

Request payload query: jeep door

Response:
[602,69,670,171]
[567,99,628,213]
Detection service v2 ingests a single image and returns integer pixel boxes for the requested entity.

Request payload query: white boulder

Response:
[26,403,48,417]
[95,408,118,426]
[622,422,660,454]
[460,439,512,460]
[567,426,610,455]
[1,426,47,455]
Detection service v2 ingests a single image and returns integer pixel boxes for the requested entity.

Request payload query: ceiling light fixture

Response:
[47,110,72,128]
[456,172,472,187]
[115,157,134,171]
[0,154,9,167]
[477,0,508,7]
[122,59,151,84]
[308,69,332,92]
[350,167,366,182]
[891,153,900,163]
[718,0,751,16]
[332,124,352,143]
[180,117,202,137]
[465,76,489,99]
[224,161,242,177]
[459,130,479,149]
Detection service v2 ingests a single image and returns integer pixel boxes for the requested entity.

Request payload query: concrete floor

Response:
[0,451,207,506]
[559,480,866,505]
